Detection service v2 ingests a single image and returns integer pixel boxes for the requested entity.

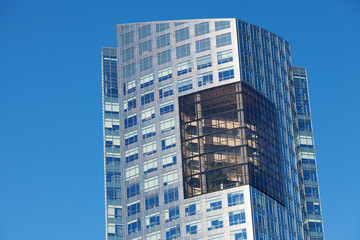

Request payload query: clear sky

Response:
[0,0,359,239]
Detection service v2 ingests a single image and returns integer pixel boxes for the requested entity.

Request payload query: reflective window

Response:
[125,164,139,181]
[186,220,201,235]
[178,77,193,93]
[141,107,155,122]
[309,221,323,232]
[217,49,233,64]
[164,206,180,222]
[229,210,246,225]
[162,135,176,150]
[196,38,211,53]
[307,202,321,215]
[147,231,161,240]
[207,214,223,230]
[215,21,230,31]
[165,225,181,240]
[124,113,137,129]
[163,170,177,186]
[144,158,157,174]
[123,97,136,112]
[145,193,159,210]
[123,63,136,78]
[197,72,213,87]
[228,191,244,207]
[158,50,171,65]
[106,171,121,183]
[162,152,177,168]
[125,147,138,163]
[176,44,190,59]
[206,195,222,211]
[185,201,200,216]
[216,33,232,47]
[123,79,136,95]
[303,169,318,181]
[142,123,156,139]
[143,141,157,156]
[160,100,174,115]
[177,61,192,76]
[195,22,209,36]
[164,187,178,204]
[141,90,154,105]
[128,218,141,234]
[122,47,134,62]
[305,186,320,198]
[127,200,140,216]
[218,66,234,81]
[158,66,172,82]
[140,56,153,72]
[175,27,189,42]
[197,54,212,70]
[230,229,247,240]
[138,24,151,39]
[145,212,160,228]
[156,23,169,32]
[127,182,140,198]
[160,117,175,132]
[121,31,134,46]
[107,187,121,200]
[144,176,159,192]
[159,83,173,98]
[157,33,170,49]
[139,40,152,55]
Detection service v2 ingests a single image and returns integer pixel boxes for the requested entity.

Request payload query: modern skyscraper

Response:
[102,19,324,240]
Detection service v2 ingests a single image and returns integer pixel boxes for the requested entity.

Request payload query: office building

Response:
[102,19,324,240]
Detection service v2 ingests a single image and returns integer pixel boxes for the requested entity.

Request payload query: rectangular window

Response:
[142,124,156,139]
[128,218,141,234]
[123,97,136,112]
[159,83,173,98]
[124,130,138,146]
[217,49,233,64]
[206,195,222,211]
[162,152,177,168]
[215,21,230,31]
[164,187,178,204]
[143,141,157,156]
[125,164,139,181]
[144,176,159,192]
[305,186,319,198]
[229,210,246,226]
[160,100,174,115]
[123,79,136,95]
[208,233,224,240]
[157,33,170,49]
[107,205,122,219]
[107,223,122,237]
[177,61,192,75]
[106,171,121,183]
[166,225,181,240]
[125,147,138,163]
[124,113,137,129]
[175,27,189,42]
[158,50,171,65]
[307,202,321,215]
[207,214,223,230]
[195,38,211,53]
[145,212,160,228]
[195,22,210,36]
[163,170,177,186]
[147,231,161,240]
[177,77,193,93]
[139,40,152,55]
[162,135,176,150]
[160,117,175,132]
[107,187,121,200]
[138,24,151,39]
[198,72,213,87]
[158,66,172,82]
[156,23,169,32]
[127,200,140,216]
[176,44,190,59]
[122,47,134,62]
[164,206,180,222]
[185,201,200,216]
[216,33,232,47]
[308,221,323,232]
[144,158,158,174]
[123,63,135,78]
[145,194,159,210]
[141,90,154,105]
[218,66,234,81]
[127,182,140,198]
[230,229,247,240]
[228,191,244,207]
[122,31,133,46]
[303,169,318,181]
[140,56,153,72]
[197,54,212,70]
[141,107,155,122]
[186,220,201,235]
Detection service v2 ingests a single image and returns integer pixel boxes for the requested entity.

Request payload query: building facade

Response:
[102,19,324,240]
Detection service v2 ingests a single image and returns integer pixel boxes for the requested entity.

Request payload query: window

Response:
[128,218,141,234]
[162,135,176,150]
[121,31,133,46]
[160,117,175,132]
[164,187,178,204]
[177,77,193,92]
[122,47,134,62]
[176,44,190,59]
[164,206,179,222]
[185,201,200,216]
[195,22,209,36]
[127,182,140,198]
[123,80,136,95]
[165,225,181,240]
[305,186,320,198]
[218,66,234,81]
[197,54,212,70]
[141,107,155,122]
[157,33,170,49]
[216,33,232,47]
[138,24,151,39]
[107,187,121,200]
[142,124,156,139]
[123,97,136,112]
[145,193,159,210]
[158,50,171,65]
[158,66,172,82]
[304,169,318,181]
[123,63,136,78]
[156,23,169,32]
[217,49,233,64]
[125,164,139,181]
[147,231,161,240]
[307,202,321,215]
[207,214,223,230]
[186,220,201,235]
[127,200,140,216]
[177,61,192,75]
[124,113,137,129]
[308,221,323,232]
[206,195,222,211]
[208,233,224,240]
[144,158,157,174]
[107,223,122,237]
[229,210,246,226]
[160,100,174,115]
[125,147,138,163]
[141,90,154,105]
[145,212,160,228]
[159,84,173,98]
[144,176,159,192]
[230,229,247,240]
[228,191,244,207]
[143,141,157,156]
[175,27,189,42]
[106,171,121,183]
[107,205,122,219]
[140,56,153,72]
[139,40,152,55]
[198,72,213,87]
[162,152,177,167]
[215,21,230,31]
[195,38,211,53]
[163,170,177,186]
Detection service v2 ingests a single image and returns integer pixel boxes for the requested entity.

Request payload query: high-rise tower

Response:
[102,19,324,240]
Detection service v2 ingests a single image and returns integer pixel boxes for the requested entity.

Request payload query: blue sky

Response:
[0,0,359,239]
